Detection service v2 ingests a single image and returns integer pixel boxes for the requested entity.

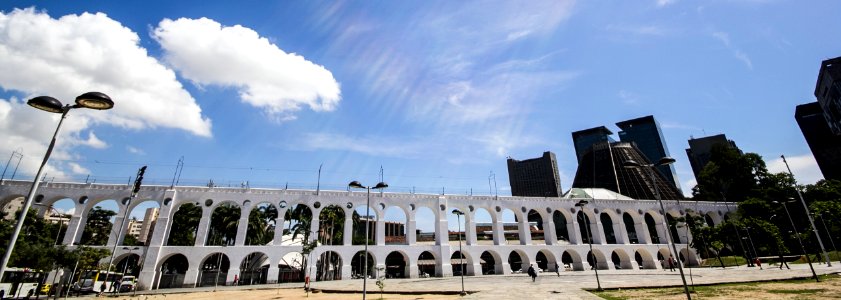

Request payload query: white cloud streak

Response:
[153,17,341,121]
[712,31,753,70]
[766,154,823,185]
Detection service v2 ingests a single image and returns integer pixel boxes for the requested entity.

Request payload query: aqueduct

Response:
[0,180,730,290]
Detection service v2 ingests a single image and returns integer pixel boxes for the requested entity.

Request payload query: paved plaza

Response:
[115,263,841,299]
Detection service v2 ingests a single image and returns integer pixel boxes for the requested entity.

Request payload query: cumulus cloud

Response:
[152,17,341,121]
[0,8,212,178]
[126,146,146,155]
[712,31,753,70]
[767,154,823,185]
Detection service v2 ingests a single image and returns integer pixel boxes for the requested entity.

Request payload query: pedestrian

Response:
[778,253,790,270]
[25,289,33,300]
[668,255,676,272]
[234,274,239,286]
[527,265,537,282]
[554,262,561,277]
[754,258,763,270]
[112,278,120,294]
[0,288,5,300]
[99,282,106,297]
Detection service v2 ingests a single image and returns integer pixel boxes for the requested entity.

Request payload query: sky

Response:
[2,1,841,225]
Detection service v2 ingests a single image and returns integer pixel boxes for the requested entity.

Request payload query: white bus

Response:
[0,267,43,298]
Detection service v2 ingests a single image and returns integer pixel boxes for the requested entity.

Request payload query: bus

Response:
[75,270,123,294]
[0,267,44,298]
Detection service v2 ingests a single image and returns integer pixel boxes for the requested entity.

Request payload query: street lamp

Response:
[743,227,759,269]
[214,245,227,292]
[0,92,114,280]
[781,155,831,267]
[348,181,388,300]
[120,247,140,277]
[574,200,601,291]
[451,209,466,296]
[815,212,839,264]
[773,199,819,282]
[624,157,691,300]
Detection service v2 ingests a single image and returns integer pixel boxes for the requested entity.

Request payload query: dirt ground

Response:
[103,288,460,300]
[593,275,841,299]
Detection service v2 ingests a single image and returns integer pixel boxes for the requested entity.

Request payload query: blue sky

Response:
[2,1,841,223]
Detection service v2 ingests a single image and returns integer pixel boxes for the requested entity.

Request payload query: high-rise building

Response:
[138,207,159,244]
[506,151,562,197]
[126,218,143,239]
[815,56,841,135]
[572,141,683,200]
[795,102,841,181]
[685,134,740,179]
[571,126,615,163]
[616,115,681,193]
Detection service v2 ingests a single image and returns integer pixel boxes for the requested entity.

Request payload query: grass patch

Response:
[592,274,841,299]
[768,288,827,294]
[700,256,747,267]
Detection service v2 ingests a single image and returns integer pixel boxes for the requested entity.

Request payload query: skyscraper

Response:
[506,151,562,197]
[615,115,681,193]
[685,134,740,179]
[815,56,841,135]
[571,126,615,163]
[795,102,841,181]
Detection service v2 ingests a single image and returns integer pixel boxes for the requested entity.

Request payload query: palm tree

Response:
[207,204,240,246]
[168,203,202,246]
[246,204,278,245]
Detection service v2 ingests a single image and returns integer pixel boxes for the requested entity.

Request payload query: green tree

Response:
[693,145,768,202]
[167,203,202,246]
[246,204,277,245]
[207,204,240,246]
[80,206,117,245]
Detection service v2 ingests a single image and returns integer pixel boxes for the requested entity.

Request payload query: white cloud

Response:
[0,8,212,178]
[126,146,145,155]
[606,24,670,37]
[618,89,640,105]
[152,17,341,121]
[295,133,424,158]
[766,154,823,185]
[712,31,753,70]
[68,162,90,175]
[657,0,676,7]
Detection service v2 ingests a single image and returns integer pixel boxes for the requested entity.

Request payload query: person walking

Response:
[554,262,561,277]
[527,265,537,282]
[778,253,790,270]
[668,255,676,272]
[99,282,106,297]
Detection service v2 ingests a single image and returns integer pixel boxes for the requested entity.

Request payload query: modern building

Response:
[506,151,562,197]
[571,126,615,163]
[127,218,144,240]
[138,207,159,244]
[795,102,841,181]
[616,115,681,193]
[685,134,741,179]
[815,56,841,135]
[571,141,683,200]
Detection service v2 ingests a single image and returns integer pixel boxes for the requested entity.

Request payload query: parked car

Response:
[119,276,136,292]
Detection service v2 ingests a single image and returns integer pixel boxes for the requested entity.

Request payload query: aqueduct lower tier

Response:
[0,180,731,290]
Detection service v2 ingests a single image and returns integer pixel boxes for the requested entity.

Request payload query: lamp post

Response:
[214,245,227,292]
[781,155,831,267]
[624,157,691,300]
[773,199,819,282]
[743,227,759,269]
[0,92,114,281]
[348,181,388,300]
[120,247,140,277]
[816,212,839,264]
[574,200,601,291]
[452,209,466,296]
[104,166,146,294]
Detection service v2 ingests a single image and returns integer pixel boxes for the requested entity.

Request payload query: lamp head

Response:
[348,181,364,189]
[656,157,676,166]
[27,96,65,113]
[575,199,589,207]
[622,160,641,169]
[452,209,464,215]
[75,92,114,110]
[373,182,389,189]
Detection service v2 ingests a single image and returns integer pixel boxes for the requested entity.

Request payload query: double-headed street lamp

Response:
[781,155,831,267]
[348,181,388,300]
[574,200,601,291]
[0,92,114,280]
[451,209,466,296]
[623,157,691,300]
[773,199,819,282]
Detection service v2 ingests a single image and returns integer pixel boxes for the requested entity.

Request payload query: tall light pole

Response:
[0,92,114,281]
[773,199,819,282]
[574,200,601,291]
[816,212,839,264]
[104,166,146,292]
[452,209,466,296]
[214,245,227,292]
[120,247,140,277]
[781,155,831,267]
[624,157,691,300]
[348,181,388,300]
[743,227,759,268]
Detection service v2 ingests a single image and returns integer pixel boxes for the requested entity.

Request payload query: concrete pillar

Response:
[406,219,417,245]
[636,221,652,244]
[439,245,452,277]
[226,267,240,285]
[234,213,249,246]
[499,262,511,275]
[343,216,353,246]
[309,215,321,244]
[592,214,606,244]
[62,215,83,245]
[408,263,419,278]
[273,212,286,245]
[106,206,127,246]
[340,263,352,280]
[193,207,211,246]
[519,216,531,245]
[376,217,385,246]
[569,218,582,244]
[544,219,557,245]
[267,265,279,284]
[465,213,476,246]
[492,218,505,245]
[435,212,448,246]
[184,269,200,288]
[615,219,628,244]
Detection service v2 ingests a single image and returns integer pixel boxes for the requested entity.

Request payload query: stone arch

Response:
[381,206,407,245]
[246,202,278,246]
[473,207,496,245]
[587,249,609,270]
[552,210,571,243]
[385,251,409,278]
[535,249,557,272]
[500,208,521,244]
[577,210,594,244]
[198,252,230,287]
[527,209,546,245]
[277,251,304,283]
[417,251,440,277]
[240,252,270,285]
[451,250,473,276]
[634,248,658,269]
[479,250,502,275]
[166,202,202,246]
[115,252,142,276]
[600,213,618,244]
[37,197,74,245]
[414,206,437,245]
[157,253,189,289]
[79,199,119,246]
[665,213,682,244]
[506,249,530,273]
[206,201,241,246]
[679,247,699,267]
[705,211,720,226]
[316,250,342,281]
[351,250,376,279]
[317,205,346,246]
[644,212,662,244]
[561,249,584,271]
[610,248,633,270]
[283,204,314,244]
[447,206,469,244]
[623,212,639,244]
[657,248,672,267]
[352,203,380,245]
[119,199,161,246]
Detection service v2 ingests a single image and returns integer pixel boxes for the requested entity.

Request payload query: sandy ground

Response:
[99,289,460,300]
[595,275,841,299]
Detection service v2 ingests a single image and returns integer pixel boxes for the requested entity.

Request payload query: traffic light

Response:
[133,166,147,194]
